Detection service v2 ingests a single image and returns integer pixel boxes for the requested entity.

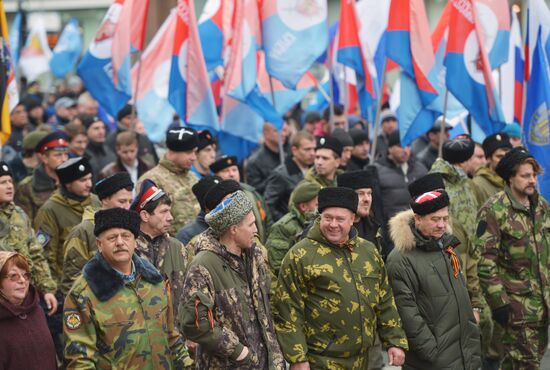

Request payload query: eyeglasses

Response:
[4,272,32,282]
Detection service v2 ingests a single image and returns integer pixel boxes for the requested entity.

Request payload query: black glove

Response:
[492,305,511,327]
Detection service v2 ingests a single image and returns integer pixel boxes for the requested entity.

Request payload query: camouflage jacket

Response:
[138,156,199,235]
[61,207,96,297]
[135,232,193,320]
[476,186,550,324]
[430,158,484,308]
[472,165,505,207]
[386,210,481,370]
[15,165,58,224]
[179,229,284,369]
[303,167,343,189]
[34,190,101,285]
[64,252,192,369]
[0,202,57,294]
[241,182,273,244]
[274,220,408,369]
[265,203,308,277]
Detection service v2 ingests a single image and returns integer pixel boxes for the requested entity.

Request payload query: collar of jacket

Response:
[306,218,359,251]
[285,156,303,176]
[475,165,505,188]
[0,285,40,320]
[83,251,163,301]
[504,185,539,214]
[0,202,15,217]
[389,209,458,252]
[304,167,341,188]
[32,164,57,192]
[349,155,369,168]
[377,154,416,171]
[430,158,464,183]
[86,140,107,155]
[159,155,188,175]
[49,189,94,212]
[138,230,167,245]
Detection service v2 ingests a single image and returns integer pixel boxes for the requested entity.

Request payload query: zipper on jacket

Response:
[430,263,449,293]
[343,249,366,352]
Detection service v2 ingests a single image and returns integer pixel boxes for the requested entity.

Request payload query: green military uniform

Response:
[61,207,96,296]
[0,202,57,294]
[15,165,58,224]
[476,186,550,370]
[34,189,101,285]
[240,182,273,244]
[274,219,408,369]
[179,229,284,369]
[472,165,505,207]
[303,167,343,188]
[137,156,199,235]
[64,252,192,369]
[135,232,193,320]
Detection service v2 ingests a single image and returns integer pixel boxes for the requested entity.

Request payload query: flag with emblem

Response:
[18,14,51,82]
[0,1,17,144]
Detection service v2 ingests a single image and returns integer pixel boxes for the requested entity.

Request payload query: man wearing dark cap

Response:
[303,136,344,188]
[472,132,512,206]
[80,114,116,179]
[265,181,320,276]
[180,191,284,369]
[132,179,192,317]
[50,97,77,129]
[347,128,371,171]
[386,175,481,370]
[275,187,408,369]
[8,129,48,183]
[417,116,452,170]
[16,131,70,222]
[176,175,221,245]
[430,136,485,319]
[210,155,273,243]
[138,127,200,235]
[191,130,216,179]
[302,111,321,135]
[374,109,398,159]
[105,104,159,165]
[375,130,427,224]
[264,130,316,221]
[331,128,354,168]
[475,147,550,370]
[61,172,134,296]
[64,208,193,369]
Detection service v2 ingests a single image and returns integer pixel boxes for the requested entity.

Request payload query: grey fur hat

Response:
[205,190,253,235]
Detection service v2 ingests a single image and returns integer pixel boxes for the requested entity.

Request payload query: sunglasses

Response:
[5,272,32,282]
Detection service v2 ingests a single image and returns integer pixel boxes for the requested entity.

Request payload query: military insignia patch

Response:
[65,312,82,330]
[36,229,51,248]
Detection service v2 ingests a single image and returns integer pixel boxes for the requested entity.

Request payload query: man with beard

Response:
[476,147,550,370]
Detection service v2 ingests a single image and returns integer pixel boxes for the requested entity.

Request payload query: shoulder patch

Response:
[476,220,487,238]
[65,312,82,330]
[36,229,51,248]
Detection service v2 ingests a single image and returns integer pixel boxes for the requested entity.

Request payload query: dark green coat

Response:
[472,165,505,207]
[386,210,481,370]
[274,220,407,369]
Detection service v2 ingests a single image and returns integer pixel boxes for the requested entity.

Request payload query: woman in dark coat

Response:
[0,251,57,370]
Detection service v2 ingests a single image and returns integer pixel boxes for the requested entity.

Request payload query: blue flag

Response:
[50,18,82,78]
[8,11,22,68]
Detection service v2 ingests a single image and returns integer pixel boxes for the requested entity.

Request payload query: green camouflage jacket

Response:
[64,252,192,369]
[15,165,58,224]
[138,156,199,235]
[34,190,101,285]
[0,202,57,294]
[135,232,193,320]
[179,229,284,369]
[274,219,408,369]
[265,203,308,277]
[61,207,96,296]
[472,165,505,207]
[241,182,273,244]
[430,158,484,308]
[303,167,343,189]
[476,186,550,324]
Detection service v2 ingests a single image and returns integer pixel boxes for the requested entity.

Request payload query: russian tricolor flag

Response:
[500,11,523,125]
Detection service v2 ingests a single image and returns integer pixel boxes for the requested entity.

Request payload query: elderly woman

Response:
[0,251,57,370]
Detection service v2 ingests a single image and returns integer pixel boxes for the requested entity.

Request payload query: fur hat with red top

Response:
[408,173,449,216]
[131,179,167,212]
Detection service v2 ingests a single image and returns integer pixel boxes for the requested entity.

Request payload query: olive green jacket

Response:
[303,167,343,189]
[274,220,408,369]
[472,165,505,207]
[241,182,273,244]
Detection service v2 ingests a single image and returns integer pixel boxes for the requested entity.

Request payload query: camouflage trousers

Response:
[501,323,548,370]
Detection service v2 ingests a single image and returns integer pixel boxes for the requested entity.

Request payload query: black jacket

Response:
[176,211,208,246]
[105,127,159,165]
[346,155,370,172]
[386,210,481,370]
[417,144,438,171]
[264,157,305,221]
[85,141,116,180]
[245,144,282,195]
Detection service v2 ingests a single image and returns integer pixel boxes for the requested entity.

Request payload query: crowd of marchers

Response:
[0,83,548,370]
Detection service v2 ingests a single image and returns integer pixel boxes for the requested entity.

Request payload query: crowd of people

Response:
[0,78,548,370]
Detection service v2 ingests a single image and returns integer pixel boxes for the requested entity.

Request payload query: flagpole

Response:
[343,66,349,131]
[438,88,449,158]
[268,76,285,165]
[326,19,335,133]
[369,57,387,165]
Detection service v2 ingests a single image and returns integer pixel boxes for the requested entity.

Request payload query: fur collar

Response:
[83,252,163,302]
[389,210,453,252]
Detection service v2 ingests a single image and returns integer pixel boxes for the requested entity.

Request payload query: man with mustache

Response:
[476,147,550,370]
